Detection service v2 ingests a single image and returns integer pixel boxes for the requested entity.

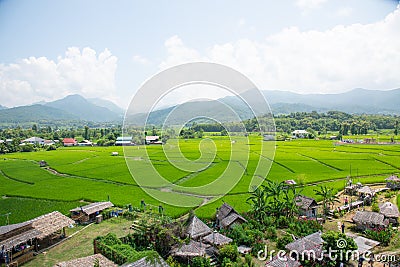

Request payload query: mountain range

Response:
[0,88,399,125]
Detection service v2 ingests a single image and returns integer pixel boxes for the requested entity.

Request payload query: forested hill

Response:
[189,111,399,135]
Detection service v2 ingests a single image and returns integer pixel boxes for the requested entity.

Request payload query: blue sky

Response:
[0,0,399,108]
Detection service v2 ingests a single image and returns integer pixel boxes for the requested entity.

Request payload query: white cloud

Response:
[336,7,353,17]
[132,55,150,65]
[295,0,328,11]
[159,6,400,95]
[0,47,117,107]
[238,18,246,27]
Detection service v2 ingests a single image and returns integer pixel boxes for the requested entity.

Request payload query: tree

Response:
[84,126,90,140]
[314,185,338,217]
[321,231,357,266]
[247,186,267,223]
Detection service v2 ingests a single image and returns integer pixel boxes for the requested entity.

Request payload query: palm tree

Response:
[263,180,285,217]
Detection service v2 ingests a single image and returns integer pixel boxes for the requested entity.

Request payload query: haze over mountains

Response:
[0,88,399,124]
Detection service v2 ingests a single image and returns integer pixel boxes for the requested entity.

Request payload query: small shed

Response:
[54,254,117,267]
[115,136,134,146]
[70,202,114,224]
[216,203,247,229]
[39,160,48,167]
[379,202,399,225]
[292,130,309,139]
[185,215,212,240]
[78,140,93,146]
[352,211,389,231]
[386,175,400,190]
[295,195,318,218]
[203,231,232,246]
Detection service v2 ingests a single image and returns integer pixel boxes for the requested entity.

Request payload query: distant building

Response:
[292,130,309,139]
[22,137,44,145]
[145,135,162,145]
[62,138,77,146]
[115,136,134,146]
[263,134,275,141]
[43,140,56,146]
[78,140,93,146]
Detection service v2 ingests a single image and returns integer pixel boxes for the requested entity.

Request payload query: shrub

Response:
[191,257,211,267]
[371,203,380,213]
[276,234,293,250]
[219,244,239,262]
[265,226,277,241]
[364,228,396,246]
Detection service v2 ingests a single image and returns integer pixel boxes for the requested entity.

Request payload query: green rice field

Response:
[1,135,399,224]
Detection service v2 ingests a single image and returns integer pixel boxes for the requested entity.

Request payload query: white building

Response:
[292,130,309,139]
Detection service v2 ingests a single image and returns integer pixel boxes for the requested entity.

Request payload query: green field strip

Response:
[373,157,400,170]
[297,153,343,171]
[173,162,216,185]
[0,169,34,185]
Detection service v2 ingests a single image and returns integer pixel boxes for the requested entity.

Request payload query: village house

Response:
[21,137,45,145]
[202,231,232,247]
[145,136,162,145]
[185,215,212,240]
[70,202,113,224]
[265,255,301,267]
[115,136,134,146]
[43,140,56,146]
[292,130,309,139]
[385,175,400,190]
[0,211,74,266]
[62,138,77,147]
[77,140,93,146]
[216,203,247,229]
[379,202,399,225]
[285,231,323,263]
[170,240,207,259]
[352,211,389,231]
[295,195,318,219]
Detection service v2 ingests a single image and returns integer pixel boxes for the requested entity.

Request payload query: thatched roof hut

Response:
[216,203,247,229]
[170,240,207,258]
[54,254,117,267]
[70,201,113,223]
[203,231,232,246]
[352,211,388,230]
[265,255,301,267]
[379,202,400,218]
[295,195,318,218]
[0,211,74,251]
[70,202,114,216]
[121,256,170,267]
[185,215,212,240]
[285,231,323,259]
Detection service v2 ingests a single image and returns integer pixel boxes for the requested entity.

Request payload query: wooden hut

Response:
[202,231,232,246]
[379,202,399,225]
[0,211,74,266]
[70,202,113,224]
[185,215,212,240]
[295,195,318,218]
[216,203,247,229]
[54,254,117,267]
[352,211,389,231]
[285,231,323,262]
[386,175,400,190]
